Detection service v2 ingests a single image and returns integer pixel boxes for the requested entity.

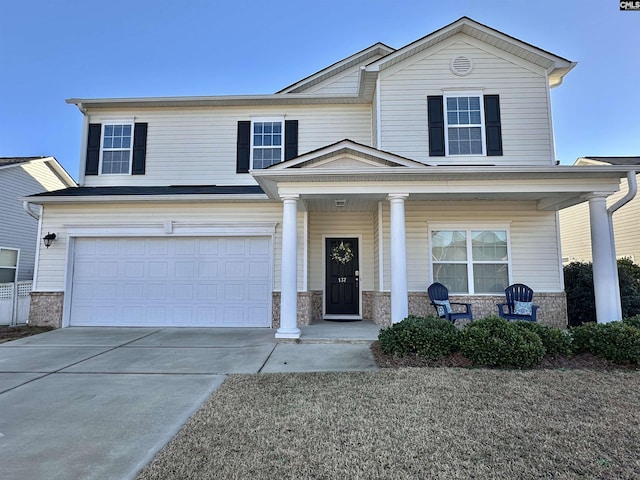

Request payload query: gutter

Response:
[23,201,41,220]
[607,171,637,320]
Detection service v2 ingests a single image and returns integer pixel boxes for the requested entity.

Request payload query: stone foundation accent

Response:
[408,292,568,329]
[273,290,568,329]
[29,292,64,328]
[271,292,314,329]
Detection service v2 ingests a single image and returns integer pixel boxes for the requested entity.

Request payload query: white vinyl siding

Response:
[378,36,554,165]
[380,201,562,292]
[560,174,640,264]
[303,68,361,95]
[34,202,306,293]
[308,212,375,291]
[84,104,372,187]
[0,161,70,281]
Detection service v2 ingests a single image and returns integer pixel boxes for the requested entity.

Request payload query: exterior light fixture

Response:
[42,232,57,249]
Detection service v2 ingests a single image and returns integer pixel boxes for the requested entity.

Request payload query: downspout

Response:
[607,171,637,320]
[23,201,41,220]
[77,102,89,186]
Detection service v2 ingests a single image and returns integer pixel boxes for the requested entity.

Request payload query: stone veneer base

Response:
[29,292,64,328]
[273,291,568,329]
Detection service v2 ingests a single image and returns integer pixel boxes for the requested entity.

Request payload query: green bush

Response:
[459,316,545,368]
[571,321,640,364]
[512,321,573,356]
[623,315,640,329]
[563,262,596,327]
[378,315,459,360]
[564,259,640,327]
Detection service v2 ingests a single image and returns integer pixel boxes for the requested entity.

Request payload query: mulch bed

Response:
[0,325,54,343]
[370,340,640,370]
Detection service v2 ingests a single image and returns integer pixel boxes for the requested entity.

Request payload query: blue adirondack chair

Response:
[497,283,538,322]
[427,282,473,322]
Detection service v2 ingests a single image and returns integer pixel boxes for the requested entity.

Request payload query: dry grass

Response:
[137,369,640,480]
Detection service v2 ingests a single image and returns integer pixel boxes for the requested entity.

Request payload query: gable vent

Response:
[450,56,473,76]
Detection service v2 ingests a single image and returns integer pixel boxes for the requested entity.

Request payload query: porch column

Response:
[388,194,409,323]
[276,194,301,338]
[588,194,619,323]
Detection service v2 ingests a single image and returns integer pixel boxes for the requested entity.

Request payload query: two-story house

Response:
[24,17,634,335]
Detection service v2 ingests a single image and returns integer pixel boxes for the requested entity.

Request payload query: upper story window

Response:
[85,122,148,177]
[101,124,132,174]
[236,119,298,173]
[252,118,284,169]
[445,94,484,155]
[427,94,502,157]
[430,227,510,294]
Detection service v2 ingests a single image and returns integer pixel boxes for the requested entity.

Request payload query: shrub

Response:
[459,316,545,368]
[378,315,459,360]
[564,259,640,327]
[563,262,596,327]
[623,315,640,329]
[571,321,640,364]
[512,321,573,356]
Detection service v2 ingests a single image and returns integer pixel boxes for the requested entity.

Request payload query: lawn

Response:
[136,369,640,480]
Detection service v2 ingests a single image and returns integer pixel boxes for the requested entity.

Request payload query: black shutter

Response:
[427,96,445,157]
[284,120,298,161]
[236,121,251,173]
[484,95,503,156]
[85,124,101,175]
[132,123,148,175]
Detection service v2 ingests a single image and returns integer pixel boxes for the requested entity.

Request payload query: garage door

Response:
[69,237,272,327]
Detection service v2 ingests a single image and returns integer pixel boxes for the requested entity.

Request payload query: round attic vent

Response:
[450,56,473,76]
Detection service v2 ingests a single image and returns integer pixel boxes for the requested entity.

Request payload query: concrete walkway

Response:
[0,326,379,480]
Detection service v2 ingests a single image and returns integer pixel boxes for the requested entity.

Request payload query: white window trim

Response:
[443,91,486,157]
[99,120,135,175]
[0,247,20,283]
[250,116,285,169]
[428,223,512,295]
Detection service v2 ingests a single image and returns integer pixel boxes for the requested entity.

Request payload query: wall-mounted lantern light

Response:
[42,232,57,249]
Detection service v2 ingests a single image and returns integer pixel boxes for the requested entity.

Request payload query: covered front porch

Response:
[253,141,636,339]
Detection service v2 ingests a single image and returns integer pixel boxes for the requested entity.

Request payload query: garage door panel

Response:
[70,237,272,327]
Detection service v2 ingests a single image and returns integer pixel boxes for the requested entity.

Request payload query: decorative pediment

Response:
[264,139,428,171]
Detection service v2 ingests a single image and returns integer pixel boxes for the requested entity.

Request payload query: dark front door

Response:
[325,238,359,316]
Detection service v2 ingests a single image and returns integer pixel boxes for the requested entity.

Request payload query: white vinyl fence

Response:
[0,282,31,325]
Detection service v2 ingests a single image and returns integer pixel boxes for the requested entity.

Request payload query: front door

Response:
[325,238,360,317]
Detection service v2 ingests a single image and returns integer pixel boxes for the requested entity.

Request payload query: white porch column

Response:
[388,194,409,323]
[276,195,301,338]
[589,194,620,323]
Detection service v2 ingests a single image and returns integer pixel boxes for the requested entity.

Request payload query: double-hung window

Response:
[100,123,133,174]
[444,92,485,156]
[430,226,510,294]
[252,118,284,169]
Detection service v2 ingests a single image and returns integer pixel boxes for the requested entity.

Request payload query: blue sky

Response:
[1,0,638,178]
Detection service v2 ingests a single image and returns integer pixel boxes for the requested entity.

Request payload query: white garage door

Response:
[69,237,272,327]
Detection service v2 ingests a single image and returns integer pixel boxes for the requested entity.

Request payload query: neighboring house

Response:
[24,17,634,335]
[0,157,76,282]
[560,157,640,264]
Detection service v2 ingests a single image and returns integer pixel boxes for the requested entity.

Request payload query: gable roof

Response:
[364,17,575,88]
[576,156,640,166]
[277,43,394,94]
[264,139,428,170]
[0,156,76,187]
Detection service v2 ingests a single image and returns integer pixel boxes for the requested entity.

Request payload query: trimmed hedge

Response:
[459,316,545,368]
[378,315,459,360]
[512,321,573,356]
[571,321,640,364]
[378,315,640,367]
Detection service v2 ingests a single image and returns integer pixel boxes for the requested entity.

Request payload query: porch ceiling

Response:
[252,165,637,212]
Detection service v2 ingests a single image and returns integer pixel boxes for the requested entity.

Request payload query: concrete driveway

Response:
[0,327,377,480]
